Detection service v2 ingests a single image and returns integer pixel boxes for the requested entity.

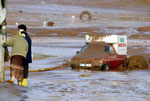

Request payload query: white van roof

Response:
[85,35,127,55]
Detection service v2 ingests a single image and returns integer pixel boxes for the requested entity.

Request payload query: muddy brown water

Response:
[1,0,150,100]
[1,36,150,101]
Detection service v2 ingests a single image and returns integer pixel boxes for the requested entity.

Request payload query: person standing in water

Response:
[18,24,32,87]
[2,29,28,85]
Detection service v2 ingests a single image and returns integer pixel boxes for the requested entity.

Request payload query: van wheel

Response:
[102,64,109,71]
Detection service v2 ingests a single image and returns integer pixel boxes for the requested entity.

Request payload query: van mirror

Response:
[76,51,80,54]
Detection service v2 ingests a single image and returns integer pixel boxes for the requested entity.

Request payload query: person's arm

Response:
[2,36,14,47]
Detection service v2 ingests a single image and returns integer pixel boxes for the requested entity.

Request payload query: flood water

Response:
[1,36,150,101]
[2,0,150,100]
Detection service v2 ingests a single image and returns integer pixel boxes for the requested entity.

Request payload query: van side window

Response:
[104,46,109,53]
[109,46,115,55]
[1,0,5,8]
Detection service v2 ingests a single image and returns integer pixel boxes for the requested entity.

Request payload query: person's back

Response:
[3,35,28,58]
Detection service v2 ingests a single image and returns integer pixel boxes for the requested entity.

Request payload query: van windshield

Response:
[78,44,89,54]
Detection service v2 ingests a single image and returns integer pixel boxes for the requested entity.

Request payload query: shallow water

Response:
[2,69,150,101]
[1,36,150,101]
[3,0,150,100]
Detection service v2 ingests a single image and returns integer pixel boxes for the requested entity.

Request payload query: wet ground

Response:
[2,69,150,101]
[1,36,150,101]
[7,0,150,28]
[1,0,150,101]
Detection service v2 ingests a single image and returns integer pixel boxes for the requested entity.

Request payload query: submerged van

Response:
[70,35,127,71]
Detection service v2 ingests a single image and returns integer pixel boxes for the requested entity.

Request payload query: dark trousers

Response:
[23,63,29,79]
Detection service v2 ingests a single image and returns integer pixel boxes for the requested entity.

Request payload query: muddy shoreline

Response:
[7,26,150,39]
